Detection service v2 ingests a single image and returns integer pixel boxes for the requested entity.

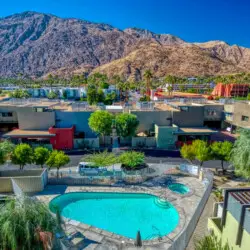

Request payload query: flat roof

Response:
[106,105,123,110]
[3,129,55,138]
[174,127,217,135]
[154,103,179,111]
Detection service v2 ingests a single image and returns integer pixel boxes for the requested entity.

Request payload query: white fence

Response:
[180,164,199,176]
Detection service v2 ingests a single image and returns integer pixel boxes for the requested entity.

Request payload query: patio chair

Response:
[60,231,85,250]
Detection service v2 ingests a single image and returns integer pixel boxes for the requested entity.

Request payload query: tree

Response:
[167,85,173,96]
[100,82,109,89]
[33,147,50,168]
[231,129,250,179]
[0,198,58,250]
[9,89,31,99]
[0,150,6,165]
[88,110,113,136]
[143,70,153,95]
[180,144,195,163]
[192,140,211,167]
[165,75,178,95]
[97,88,105,103]
[0,140,15,157]
[47,91,58,99]
[11,143,33,170]
[88,73,108,86]
[62,90,67,99]
[104,92,116,105]
[119,151,145,169]
[46,151,70,177]
[139,95,150,102]
[195,232,231,250]
[83,151,117,167]
[211,141,233,173]
[87,85,98,105]
[115,113,139,137]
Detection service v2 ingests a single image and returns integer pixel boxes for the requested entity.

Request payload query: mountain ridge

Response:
[0,11,250,78]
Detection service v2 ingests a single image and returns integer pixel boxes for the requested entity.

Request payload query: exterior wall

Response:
[232,102,250,128]
[208,217,222,238]
[49,126,75,150]
[0,169,47,193]
[224,104,234,122]
[130,110,172,133]
[0,106,18,123]
[132,137,156,148]
[55,111,96,138]
[208,210,250,250]
[172,106,204,127]
[204,105,224,121]
[17,107,55,130]
[155,125,178,149]
[0,178,12,192]
[74,138,99,149]
[221,212,250,250]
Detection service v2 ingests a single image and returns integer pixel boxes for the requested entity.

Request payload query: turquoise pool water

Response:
[168,183,190,194]
[50,192,179,240]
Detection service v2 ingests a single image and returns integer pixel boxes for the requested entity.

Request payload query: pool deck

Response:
[36,174,208,250]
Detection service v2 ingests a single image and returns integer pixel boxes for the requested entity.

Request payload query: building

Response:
[222,101,250,132]
[208,188,250,250]
[0,98,227,150]
[212,83,249,98]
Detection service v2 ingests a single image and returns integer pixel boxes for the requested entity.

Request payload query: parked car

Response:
[78,162,107,175]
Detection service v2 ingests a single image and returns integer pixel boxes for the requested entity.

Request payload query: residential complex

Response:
[0,96,249,150]
[208,188,250,250]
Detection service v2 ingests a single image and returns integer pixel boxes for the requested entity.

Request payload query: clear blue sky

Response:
[1,0,250,47]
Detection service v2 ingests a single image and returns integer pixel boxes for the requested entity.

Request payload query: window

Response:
[1,112,13,117]
[241,116,249,122]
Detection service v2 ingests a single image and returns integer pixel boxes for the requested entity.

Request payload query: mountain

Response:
[0,11,250,78]
[92,42,250,80]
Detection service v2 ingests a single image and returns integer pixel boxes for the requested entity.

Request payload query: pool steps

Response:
[154,198,171,209]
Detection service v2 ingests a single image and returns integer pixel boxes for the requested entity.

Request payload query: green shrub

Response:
[119,151,145,169]
[0,198,58,250]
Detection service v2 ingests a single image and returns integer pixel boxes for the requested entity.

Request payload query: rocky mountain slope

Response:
[93,42,250,80]
[0,11,250,78]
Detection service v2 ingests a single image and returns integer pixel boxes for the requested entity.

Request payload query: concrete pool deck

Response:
[36,173,210,250]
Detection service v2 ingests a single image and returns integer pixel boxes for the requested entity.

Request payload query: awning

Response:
[174,127,217,135]
[3,129,56,138]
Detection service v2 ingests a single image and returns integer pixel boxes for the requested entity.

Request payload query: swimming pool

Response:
[168,183,190,194]
[50,192,179,240]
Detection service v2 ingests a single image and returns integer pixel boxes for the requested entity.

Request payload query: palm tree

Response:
[165,75,178,95]
[117,81,125,101]
[143,70,153,96]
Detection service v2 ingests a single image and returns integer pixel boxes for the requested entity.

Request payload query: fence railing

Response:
[168,169,214,250]
[48,169,149,186]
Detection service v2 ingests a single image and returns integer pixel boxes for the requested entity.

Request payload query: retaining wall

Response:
[0,169,48,193]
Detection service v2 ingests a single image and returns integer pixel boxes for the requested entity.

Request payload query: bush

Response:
[139,95,151,102]
[0,198,58,250]
[83,151,117,167]
[119,151,145,170]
